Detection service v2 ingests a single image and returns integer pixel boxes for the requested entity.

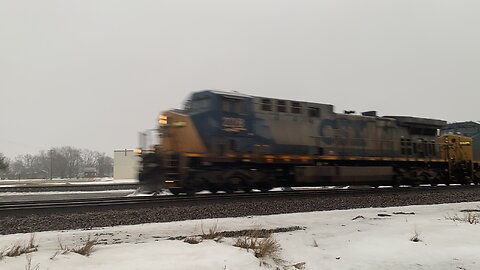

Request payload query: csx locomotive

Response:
[138,90,479,194]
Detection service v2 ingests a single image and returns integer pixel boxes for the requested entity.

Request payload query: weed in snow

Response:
[291,262,306,269]
[55,235,97,257]
[0,234,38,259]
[201,221,223,241]
[234,229,281,258]
[25,254,40,270]
[410,229,422,242]
[446,213,479,224]
[184,236,202,244]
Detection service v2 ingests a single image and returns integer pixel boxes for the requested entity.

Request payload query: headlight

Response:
[159,115,168,125]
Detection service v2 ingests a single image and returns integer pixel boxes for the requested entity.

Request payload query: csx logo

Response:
[319,119,367,146]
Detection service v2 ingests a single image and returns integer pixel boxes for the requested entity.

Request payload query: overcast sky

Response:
[1,0,479,158]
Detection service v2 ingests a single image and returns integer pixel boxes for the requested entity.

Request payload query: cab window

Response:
[189,97,212,112]
[221,97,245,114]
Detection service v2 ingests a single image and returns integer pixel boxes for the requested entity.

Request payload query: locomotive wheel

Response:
[170,188,195,196]
[474,172,480,185]
[185,188,195,196]
[427,173,439,186]
[223,186,234,194]
[391,177,400,188]
[410,179,419,187]
[170,188,181,196]
[208,185,219,194]
[258,184,272,193]
[224,176,243,193]
[417,174,428,185]
[242,187,253,193]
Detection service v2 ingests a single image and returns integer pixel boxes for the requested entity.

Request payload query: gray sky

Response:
[1,0,479,158]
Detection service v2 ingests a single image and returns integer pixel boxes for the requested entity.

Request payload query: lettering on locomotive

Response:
[222,117,246,132]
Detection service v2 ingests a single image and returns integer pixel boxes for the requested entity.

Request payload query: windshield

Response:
[185,97,212,113]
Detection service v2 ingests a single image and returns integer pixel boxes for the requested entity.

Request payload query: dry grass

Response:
[55,235,97,257]
[50,236,70,260]
[1,234,38,259]
[57,236,69,254]
[25,254,40,270]
[234,236,258,250]
[181,222,225,245]
[184,236,202,244]
[291,262,306,269]
[234,229,264,250]
[465,213,480,224]
[410,229,422,242]
[254,237,281,258]
[28,234,37,250]
[446,213,479,224]
[71,236,97,256]
[234,229,280,258]
[201,222,223,240]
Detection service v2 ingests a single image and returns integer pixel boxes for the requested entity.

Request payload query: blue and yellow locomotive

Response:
[139,90,479,194]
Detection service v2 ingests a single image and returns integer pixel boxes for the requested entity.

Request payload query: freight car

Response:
[138,90,480,195]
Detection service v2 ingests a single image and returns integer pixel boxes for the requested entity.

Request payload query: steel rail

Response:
[1,184,479,214]
[0,183,138,193]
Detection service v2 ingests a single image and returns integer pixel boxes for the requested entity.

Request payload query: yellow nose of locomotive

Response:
[158,111,207,154]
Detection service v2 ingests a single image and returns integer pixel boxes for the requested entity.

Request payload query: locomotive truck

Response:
[138,90,479,195]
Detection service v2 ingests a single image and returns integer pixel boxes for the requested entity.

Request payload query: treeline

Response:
[0,147,113,179]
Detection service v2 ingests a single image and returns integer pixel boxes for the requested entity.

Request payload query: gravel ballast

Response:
[2,187,480,235]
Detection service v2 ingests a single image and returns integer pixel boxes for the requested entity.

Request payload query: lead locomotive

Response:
[139,90,479,194]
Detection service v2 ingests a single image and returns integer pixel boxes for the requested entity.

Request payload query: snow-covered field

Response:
[1,202,480,270]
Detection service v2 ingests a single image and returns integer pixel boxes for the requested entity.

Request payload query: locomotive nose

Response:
[157,111,207,154]
[136,110,207,194]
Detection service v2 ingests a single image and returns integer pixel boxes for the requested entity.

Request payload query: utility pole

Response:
[138,132,146,149]
[49,149,53,180]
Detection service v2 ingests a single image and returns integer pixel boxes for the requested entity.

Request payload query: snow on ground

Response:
[1,202,480,270]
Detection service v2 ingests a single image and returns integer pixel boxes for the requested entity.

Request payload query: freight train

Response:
[138,90,480,195]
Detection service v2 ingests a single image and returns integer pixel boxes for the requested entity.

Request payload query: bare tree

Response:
[81,149,98,168]
[5,147,113,179]
[0,153,9,179]
[34,151,51,178]
[96,153,113,177]
[0,153,8,172]
[50,147,82,178]
[10,157,25,179]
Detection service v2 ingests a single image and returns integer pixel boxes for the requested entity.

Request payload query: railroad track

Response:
[0,183,138,193]
[3,184,480,234]
[2,184,479,216]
